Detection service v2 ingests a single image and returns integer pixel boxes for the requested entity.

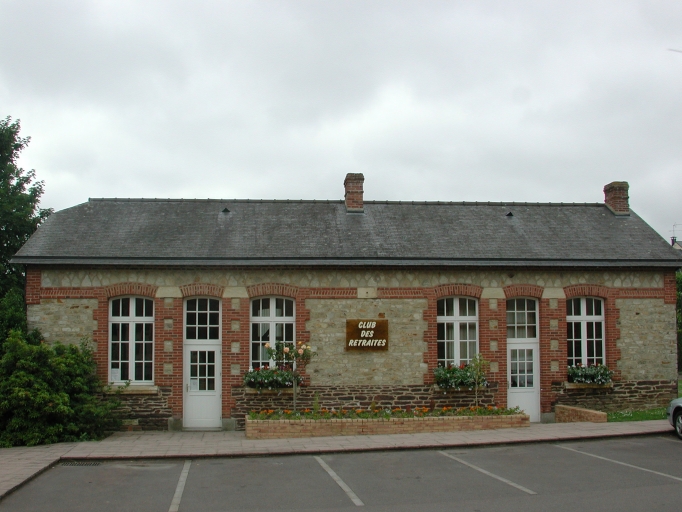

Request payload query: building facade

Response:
[13,175,681,429]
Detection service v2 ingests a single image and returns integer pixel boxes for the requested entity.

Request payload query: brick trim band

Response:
[247,283,299,299]
[503,284,543,299]
[105,282,158,298]
[433,284,483,299]
[179,283,224,298]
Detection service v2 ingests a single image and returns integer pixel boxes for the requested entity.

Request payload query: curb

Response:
[58,425,675,461]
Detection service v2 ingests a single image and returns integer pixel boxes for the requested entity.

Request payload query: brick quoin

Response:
[25,267,41,305]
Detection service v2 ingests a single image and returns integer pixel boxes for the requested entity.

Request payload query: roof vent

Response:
[506,211,513,217]
[222,208,230,213]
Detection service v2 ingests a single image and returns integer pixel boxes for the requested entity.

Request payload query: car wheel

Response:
[675,411,682,440]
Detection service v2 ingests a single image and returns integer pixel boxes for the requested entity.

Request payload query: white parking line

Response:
[438,451,537,495]
[314,456,364,507]
[556,445,682,483]
[168,460,192,512]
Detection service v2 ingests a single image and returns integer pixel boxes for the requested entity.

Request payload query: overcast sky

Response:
[1,1,681,240]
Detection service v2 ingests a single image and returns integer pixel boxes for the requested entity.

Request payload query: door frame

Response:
[507,341,540,422]
[183,343,222,430]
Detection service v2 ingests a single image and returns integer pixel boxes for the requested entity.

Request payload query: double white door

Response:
[507,343,540,422]
[184,344,222,429]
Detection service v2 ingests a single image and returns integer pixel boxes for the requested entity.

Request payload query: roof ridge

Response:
[88,198,605,207]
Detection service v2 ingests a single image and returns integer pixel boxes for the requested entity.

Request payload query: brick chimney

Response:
[344,173,365,213]
[603,181,630,216]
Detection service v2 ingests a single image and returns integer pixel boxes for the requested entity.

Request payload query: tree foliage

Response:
[0,117,51,297]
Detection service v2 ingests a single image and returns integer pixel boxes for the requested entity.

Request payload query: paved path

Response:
[0,420,673,500]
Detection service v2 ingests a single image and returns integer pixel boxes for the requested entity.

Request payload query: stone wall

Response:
[616,299,677,380]
[232,384,497,429]
[305,298,428,386]
[552,380,676,412]
[40,268,665,290]
[26,298,98,345]
[114,387,174,430]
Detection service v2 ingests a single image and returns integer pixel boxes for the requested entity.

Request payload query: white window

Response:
[250,297,295,369]
[109,297,153,383]
[437,297,478,367]
[567,297,604,366]
[185,298,220,341]
[506,298,538,339]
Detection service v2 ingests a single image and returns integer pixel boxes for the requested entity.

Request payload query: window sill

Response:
[105,385,159,395]
[564,382,613,390]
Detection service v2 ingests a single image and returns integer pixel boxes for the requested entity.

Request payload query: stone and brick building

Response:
[12,175,681,429]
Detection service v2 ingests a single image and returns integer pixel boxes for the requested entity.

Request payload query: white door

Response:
[507,344,540,422]
[184,345,222,429]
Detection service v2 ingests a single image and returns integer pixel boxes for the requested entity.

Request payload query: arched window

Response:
[109,297,154,383]
[436,297,478,367]
[250,297,295,369]
[567,297,605,366]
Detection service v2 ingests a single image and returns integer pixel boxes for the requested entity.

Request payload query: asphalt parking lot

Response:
[2,435,682,512]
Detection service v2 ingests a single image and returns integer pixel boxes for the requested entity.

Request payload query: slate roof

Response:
[12,198,682,268]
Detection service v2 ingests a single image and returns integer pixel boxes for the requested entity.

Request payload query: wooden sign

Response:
[345,319,389,351]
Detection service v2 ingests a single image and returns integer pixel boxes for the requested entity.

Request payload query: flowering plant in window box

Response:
[567,364,613,385]
[265,341,314,367]
[243,367,302,392]
[433,354,490,405]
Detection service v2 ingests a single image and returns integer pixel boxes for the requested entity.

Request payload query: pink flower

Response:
[283,347,290,353]
[298,349,304,355]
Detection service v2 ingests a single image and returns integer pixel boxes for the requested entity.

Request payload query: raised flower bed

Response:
[245,406,529,439]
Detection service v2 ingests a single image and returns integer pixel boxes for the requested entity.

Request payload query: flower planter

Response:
[244,387,295,395]
[431,384,480,393]
[245,414,530,439]
[564,382,613,390]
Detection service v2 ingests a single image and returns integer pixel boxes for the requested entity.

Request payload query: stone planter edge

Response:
[245,413,530,439]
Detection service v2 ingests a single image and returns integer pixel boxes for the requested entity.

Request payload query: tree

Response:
[0,117,51,298]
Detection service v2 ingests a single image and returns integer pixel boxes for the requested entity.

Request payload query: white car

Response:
[667,397,682,440]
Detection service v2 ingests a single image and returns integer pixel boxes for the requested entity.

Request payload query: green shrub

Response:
[567,364,613,384]
[0,330,120,447]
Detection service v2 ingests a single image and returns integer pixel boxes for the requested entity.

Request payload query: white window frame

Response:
[506,298,538,340]
[566,297,605,367]
[109,296,154,384]
[436,297,478,367]
[184,297,221,343]
[250,297,295,370]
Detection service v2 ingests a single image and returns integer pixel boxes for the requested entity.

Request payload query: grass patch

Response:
[607,408,667,422]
